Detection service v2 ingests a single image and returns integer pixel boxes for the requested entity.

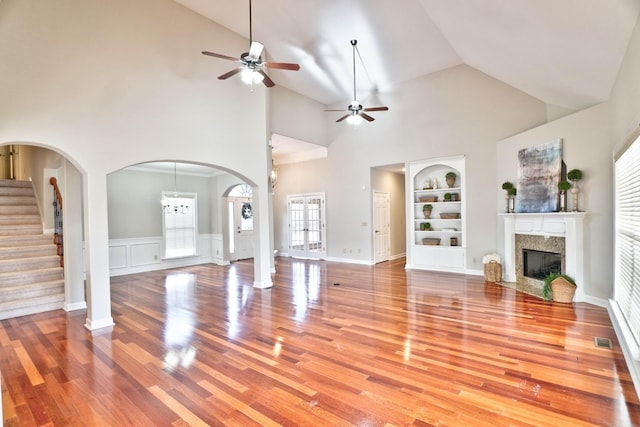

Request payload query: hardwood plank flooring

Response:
[2,257,640,426]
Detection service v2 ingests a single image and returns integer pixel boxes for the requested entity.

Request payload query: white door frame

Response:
[373,191,391,263]
[227,196,254,261]
[287,193,326,259]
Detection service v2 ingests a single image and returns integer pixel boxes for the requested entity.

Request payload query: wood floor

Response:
[1,257,640,426]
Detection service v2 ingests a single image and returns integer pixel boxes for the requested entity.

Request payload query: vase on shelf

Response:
[505,194,511,213]
[558,190,567,212]
[508,196,516,213]
[571,181,580,212]
[423,205,432,219]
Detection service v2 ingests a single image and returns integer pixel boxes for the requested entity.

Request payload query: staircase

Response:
[0,180,64,320]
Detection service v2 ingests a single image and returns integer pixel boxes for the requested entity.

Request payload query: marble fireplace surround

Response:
[500,212,586,301]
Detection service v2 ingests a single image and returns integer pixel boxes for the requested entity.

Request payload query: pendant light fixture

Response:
[162,162,190,214]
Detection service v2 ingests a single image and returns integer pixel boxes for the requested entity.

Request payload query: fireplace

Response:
[523,249,561,280]
[501,212,586,301]
[515,234,565,289]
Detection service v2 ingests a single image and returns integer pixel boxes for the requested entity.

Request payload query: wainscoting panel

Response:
[109,234,223,276]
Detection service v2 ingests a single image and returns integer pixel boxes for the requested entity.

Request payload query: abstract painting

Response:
[516,138,562,213]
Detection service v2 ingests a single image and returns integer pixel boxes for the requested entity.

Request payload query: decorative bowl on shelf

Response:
[422,238,441,246]
[419,196,438,202]
[440,212,461,219]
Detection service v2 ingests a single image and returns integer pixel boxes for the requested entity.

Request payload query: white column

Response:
[252,184,273,289]
[83,172,114,330]
[502,214,517,282]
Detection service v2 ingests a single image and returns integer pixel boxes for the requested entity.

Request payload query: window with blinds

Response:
[615,133,640,346]
[162,192,198,259]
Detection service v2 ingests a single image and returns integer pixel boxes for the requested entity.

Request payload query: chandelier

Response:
[162,163,190,215]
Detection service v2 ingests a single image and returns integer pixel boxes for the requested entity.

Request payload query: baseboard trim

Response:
[64,301,87,312]
[608,300,640,400]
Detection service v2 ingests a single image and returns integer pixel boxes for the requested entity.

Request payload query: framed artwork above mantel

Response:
[516,138,563,213]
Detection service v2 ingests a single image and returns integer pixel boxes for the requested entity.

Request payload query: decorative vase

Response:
[508,196,516,213]
[571,181,580,212]
[423,207,432,219]
[505,194,510,213]
[558,190,567,212]
[446,176,455,188]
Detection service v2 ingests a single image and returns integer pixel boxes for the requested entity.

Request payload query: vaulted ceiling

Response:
[176,0,640,112]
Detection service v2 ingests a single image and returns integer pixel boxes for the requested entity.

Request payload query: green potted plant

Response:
[501,182,514,213]
[507,187,516,212]
[421,222,431,231]
[558,181,570,212]
[445,171,457,188]
[422,204,433,218]
[443,193,452,201]
[542,272,577,303]
[567,169,583,211]
[567,169,583,181]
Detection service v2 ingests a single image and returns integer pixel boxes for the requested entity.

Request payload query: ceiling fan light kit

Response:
[325,40,389,125]
[201,0,299,88]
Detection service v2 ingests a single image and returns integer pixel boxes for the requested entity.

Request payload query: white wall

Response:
[496,104,611,301]
[270,85,328,147]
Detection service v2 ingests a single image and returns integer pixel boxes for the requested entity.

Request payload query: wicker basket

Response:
[551,277,576,303]
[422,238,441,246]
[419,196,438,203]
[440,212,461,219]
[483,260,502,282]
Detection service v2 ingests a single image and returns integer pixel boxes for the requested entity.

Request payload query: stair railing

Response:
[49,177,64,267]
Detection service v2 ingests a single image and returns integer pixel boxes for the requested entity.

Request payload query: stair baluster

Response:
[49,177,63,268]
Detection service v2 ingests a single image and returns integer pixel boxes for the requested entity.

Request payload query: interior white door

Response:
[229,197,254,261]
[374,192,391,263]
[288,194,326,259]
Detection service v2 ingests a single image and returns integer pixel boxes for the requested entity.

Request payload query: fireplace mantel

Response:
[500,212,587,301]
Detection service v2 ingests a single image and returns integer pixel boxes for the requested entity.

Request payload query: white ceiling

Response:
[177,0,640,111]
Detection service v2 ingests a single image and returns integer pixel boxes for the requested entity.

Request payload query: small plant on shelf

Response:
[557,181,570,212]
[567,169,583,212]
[567,169,583,181]
[443,193,452,201]
[421,222,432,231]
[501,181,514,191]
[558,181,571,191]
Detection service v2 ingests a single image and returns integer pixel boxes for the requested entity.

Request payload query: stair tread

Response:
[0,180,33,188]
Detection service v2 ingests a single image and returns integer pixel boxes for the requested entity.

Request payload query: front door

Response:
[288,194,326,259]
[228,197,254,261]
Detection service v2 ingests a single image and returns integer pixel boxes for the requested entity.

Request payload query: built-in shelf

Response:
[406,155,466,272]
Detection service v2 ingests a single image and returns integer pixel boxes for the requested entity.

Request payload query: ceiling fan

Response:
[201,0,300,87]
[326,40,389,124]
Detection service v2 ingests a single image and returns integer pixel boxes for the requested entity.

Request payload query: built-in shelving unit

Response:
[406,155,466,272]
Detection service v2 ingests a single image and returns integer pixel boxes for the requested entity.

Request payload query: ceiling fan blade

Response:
[363,106,389,112]
[218,68,243,80]
[202,51,240,62]
[336,114,350,123]
[360,112,375,122]
[257,70,275,87]
[264,61,300,71]
[324,109,346,112]
[248,41,264,60]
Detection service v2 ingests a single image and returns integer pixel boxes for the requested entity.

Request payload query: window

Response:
[162,192,198,259]
[615,132,640,346]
